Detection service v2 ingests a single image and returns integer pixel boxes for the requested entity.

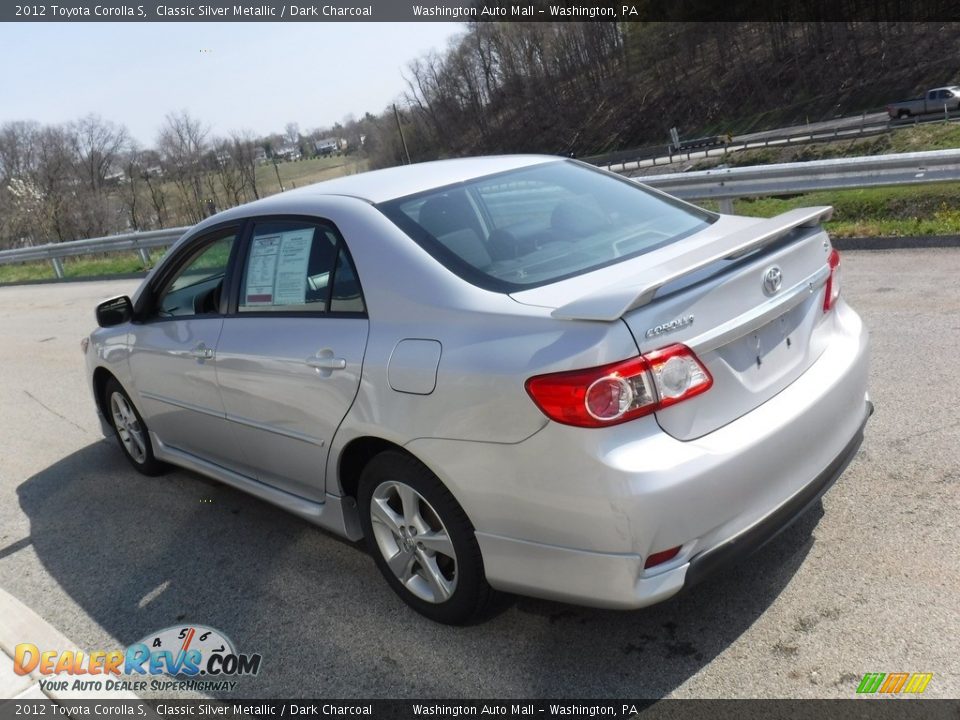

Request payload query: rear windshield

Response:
[377,160,715,292]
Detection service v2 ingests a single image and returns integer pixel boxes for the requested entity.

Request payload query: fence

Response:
[0,227,189,279]
[635,148,960,213]
[585,108,960,173]
[3,148,960,280]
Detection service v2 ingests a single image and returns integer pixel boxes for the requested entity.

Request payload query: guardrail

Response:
[587,109,960,172]
[0,226,189,279]
[585,115,889,171]
[3,148,960,281]
[634,148,960,213]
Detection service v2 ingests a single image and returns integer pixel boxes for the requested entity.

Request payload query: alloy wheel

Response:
[110,391,147,464]
[369,480,458,603]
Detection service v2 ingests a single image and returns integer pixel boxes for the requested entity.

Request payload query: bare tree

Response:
[157,110,210,223]
[284,122,300,147]
[229,131,261,201]
[69,114,127,192]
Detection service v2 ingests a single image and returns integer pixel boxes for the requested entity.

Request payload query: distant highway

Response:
[600,109,959,175]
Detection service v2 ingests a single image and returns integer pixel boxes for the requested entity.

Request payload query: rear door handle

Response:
[189,343,215,360]
[305,356,346,371]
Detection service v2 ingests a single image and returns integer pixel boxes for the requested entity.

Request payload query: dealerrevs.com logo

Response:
[14,624,261,694]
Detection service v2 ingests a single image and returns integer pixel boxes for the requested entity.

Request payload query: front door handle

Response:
[189,343,215,360]
[305,356,346,371]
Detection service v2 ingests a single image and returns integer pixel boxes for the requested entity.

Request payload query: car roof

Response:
[264,154,561,205]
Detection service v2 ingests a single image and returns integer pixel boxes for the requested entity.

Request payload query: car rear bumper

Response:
[406,301,870,609]
[683,399,871,590]
[472,401,870,609]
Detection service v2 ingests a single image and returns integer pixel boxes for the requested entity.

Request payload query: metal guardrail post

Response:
[137,248,151,266]
[718,198,735,214]
[51,257,65,279]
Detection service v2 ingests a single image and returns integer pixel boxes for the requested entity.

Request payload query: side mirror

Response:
[96,295,134,327]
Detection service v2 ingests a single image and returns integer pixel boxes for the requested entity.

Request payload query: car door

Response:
[128,225,253,475]
[214,218,369,502]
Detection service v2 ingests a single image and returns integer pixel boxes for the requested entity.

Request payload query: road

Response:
[1,248,958,699]
[601,110,960,175]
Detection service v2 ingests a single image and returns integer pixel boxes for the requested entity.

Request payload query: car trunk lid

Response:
[511,207,837,440]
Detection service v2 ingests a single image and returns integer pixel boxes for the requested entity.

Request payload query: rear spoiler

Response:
[551,206,833,321]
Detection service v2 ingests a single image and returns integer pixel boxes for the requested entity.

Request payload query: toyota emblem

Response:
[763,266,783,295]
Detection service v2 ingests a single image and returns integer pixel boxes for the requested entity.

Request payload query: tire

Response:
[357,451,499,625]
[104,378,166,476]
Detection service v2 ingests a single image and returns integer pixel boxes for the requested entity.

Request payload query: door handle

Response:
[189,344,215,360]
[305,356,346,371]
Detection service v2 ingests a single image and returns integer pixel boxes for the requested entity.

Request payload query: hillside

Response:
[385,22,960,165]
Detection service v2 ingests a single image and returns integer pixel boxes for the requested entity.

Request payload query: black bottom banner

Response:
[2,699,960,720]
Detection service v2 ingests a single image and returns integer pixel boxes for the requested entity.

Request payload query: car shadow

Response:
[18,441,821,699]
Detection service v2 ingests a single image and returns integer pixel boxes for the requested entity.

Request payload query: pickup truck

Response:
[887,87,960,118]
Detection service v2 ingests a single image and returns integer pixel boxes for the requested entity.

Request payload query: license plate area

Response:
[715,301,808,390]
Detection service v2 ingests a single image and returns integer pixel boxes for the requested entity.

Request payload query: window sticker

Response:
[245,235,280,304]
[273,230,312,305]
[244,229,313,306]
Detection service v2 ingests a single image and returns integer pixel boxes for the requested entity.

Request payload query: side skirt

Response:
[151,433,364,541]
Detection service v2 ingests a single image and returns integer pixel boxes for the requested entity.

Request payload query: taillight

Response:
[823,248,841,313]
[525,343,713,428]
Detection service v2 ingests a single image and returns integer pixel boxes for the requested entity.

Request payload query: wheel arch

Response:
[335,435,474,514]
[336,436,410,501]
[92,366,119,426]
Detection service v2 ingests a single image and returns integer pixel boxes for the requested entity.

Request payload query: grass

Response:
[0,251,161,284]
[695,121,960,170]
[254,155,367,195]
[0,156,367,285]
[688,121,960,237]
[727,184,960,237]
[3,127,958,284]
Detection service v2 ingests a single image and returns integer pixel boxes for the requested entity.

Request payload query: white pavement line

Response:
[0,586,139,701]
[0,660,35,697]
[11,682,47,700]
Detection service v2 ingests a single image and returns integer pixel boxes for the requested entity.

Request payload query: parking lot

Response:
[0,247,957,699]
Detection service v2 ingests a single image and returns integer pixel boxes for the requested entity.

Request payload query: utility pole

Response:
[393,103,411,165]
[273,161,285,192]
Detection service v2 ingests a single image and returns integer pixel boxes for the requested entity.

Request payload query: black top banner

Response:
[4,0,960,22]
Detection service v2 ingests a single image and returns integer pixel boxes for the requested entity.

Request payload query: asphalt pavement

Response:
[0,248,957,699]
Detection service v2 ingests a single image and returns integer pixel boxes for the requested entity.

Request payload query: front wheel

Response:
[105,378,166,476]
[357,451,499,624]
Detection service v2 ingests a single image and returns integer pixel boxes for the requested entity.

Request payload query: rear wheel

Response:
[358,451,498,624]
[105,378,166,476]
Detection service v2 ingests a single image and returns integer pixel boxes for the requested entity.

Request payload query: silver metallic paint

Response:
[85,156,870,609]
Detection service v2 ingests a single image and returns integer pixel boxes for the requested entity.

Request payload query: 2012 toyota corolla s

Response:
[83,156,871,624]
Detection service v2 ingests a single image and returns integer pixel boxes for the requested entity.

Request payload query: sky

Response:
[1,22,463,145]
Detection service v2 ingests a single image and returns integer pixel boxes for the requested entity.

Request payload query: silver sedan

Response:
[84,156,871,624]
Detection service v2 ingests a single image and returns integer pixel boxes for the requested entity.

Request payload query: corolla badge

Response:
[644,314,694,339]
[763,266,783,295]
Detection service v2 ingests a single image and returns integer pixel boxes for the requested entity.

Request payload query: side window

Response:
[239,220,365,314]
[155,231,236,318]
[330,245,366,313]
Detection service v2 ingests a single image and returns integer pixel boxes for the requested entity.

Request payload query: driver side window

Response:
[155,230,236,318]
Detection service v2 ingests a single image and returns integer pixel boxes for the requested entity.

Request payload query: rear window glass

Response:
[377,160,714,292]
